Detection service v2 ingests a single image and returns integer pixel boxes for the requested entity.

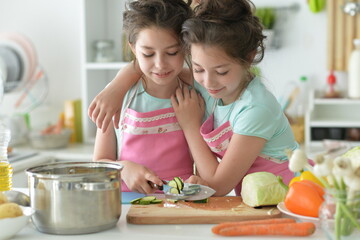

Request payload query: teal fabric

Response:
[197,77,298,160]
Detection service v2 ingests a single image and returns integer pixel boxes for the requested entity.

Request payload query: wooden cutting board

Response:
[126,196,281,224]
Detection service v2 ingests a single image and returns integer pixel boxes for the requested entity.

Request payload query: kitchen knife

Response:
[151,180,216,201]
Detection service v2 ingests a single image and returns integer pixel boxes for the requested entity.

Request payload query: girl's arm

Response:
[88,62,192,133]
[172,88,266,196]
[93,125,163,194]
[88,61,142,132]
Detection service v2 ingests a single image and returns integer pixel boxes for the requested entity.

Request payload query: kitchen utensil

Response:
[127,196,281,224]
[3,190,30,206]
[152,180,216,201]
[26,161,123,235]
[0,206,35,240]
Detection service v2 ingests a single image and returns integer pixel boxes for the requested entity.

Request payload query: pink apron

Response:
[118,82,194,192]
[200,114,293,196]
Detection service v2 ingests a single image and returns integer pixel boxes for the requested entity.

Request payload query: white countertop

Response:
[12,188,327,240]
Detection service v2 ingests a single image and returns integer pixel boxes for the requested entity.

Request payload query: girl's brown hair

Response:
[123,0,193,46]
[182,0,265,69]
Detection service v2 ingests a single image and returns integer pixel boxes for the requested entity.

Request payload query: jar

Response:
[93,40,115,63]
[319,189,360,240]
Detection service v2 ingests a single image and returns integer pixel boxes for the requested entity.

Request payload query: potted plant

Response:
[255,7,276,48]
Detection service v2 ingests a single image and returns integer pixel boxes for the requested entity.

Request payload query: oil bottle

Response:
[0,120,12,191]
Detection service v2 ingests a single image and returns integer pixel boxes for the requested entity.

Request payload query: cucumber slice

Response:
[167,180,178,188]
[170,187,181,194]
[150,199,163,204]
[174,177,184,190]
[130,197,143,204]
[166,199,178,203]
[141,196,156,202]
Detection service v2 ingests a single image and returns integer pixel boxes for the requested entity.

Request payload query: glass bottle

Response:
[0,120,12,191]
[93,40,115,63]
[319,189,360,240]
[348,39,360,99]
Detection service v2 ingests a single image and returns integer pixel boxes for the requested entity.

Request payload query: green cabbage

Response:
[241,172,288,207]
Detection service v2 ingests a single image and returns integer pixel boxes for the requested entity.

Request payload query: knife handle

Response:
[147,181,163,190]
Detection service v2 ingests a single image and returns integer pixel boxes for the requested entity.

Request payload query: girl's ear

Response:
[129,43,136,56]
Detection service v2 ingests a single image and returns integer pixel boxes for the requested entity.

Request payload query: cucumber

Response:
[188,184,201,191]
[185,198,209,203]
[166,199,178,203]
[130,197,143,204]
[170,187,181,194]
[141,196,156,202]
[167,180,178,188]
[150,199,163,204]
[131,196,162,205]
[174,177,184,190]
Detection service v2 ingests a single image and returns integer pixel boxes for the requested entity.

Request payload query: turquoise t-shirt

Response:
[197,77,298,160]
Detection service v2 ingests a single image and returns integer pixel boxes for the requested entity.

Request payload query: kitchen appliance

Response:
[127,196,281,224]
[26,162,123,235]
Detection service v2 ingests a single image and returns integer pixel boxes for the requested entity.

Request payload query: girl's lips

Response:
[207,87,224,95]
[154,71,172,78]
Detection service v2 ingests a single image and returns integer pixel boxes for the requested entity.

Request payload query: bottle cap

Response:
[300,76,307,82]
[327,71,336,85]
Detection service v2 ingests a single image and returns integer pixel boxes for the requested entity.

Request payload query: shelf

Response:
[313,98,360,105]
[86,62,129,70]
[309,119,360,128]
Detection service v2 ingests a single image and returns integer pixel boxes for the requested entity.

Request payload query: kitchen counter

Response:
[10,143,94,188]
[12,188,327,240]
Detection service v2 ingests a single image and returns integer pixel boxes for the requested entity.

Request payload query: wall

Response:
[0,0,346,129]
[0,0,82,128]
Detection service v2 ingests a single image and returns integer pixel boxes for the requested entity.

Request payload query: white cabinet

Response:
[80,0,130,143]
[305,90,360,152]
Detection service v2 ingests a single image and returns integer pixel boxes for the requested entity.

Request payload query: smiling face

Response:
[191,44,247,105]
[131,26,184,96]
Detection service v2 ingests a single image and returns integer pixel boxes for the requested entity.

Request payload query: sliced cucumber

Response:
[186,198,209,203]
[150,199,163,204]
[166,199,178,203]
[170,187,181,194]
[174,177,184,190]
[141,196,156,202]
[167,180,178,188]
[130,197,143,204]
[131,196,163,205]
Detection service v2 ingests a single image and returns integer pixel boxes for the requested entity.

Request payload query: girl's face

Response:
[131,26,184,88]
[190,44,247,105]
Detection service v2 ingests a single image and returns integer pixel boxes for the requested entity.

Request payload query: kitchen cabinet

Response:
[305,90,360,152]
[80,0,129,143]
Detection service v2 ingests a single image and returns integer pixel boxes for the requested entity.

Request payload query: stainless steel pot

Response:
[26,161,123,235]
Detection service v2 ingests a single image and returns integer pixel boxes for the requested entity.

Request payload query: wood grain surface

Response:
[127,196,281,224]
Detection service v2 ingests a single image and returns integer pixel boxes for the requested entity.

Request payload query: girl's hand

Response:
[171,88,205,131]
[88,86,122,132]
[121,161,163,194]
[185,175,210,187]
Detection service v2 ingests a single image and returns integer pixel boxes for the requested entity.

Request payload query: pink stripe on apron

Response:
[200,113,293,196]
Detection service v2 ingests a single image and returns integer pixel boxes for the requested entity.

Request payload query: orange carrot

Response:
[212,218,295,234]
[216,222,316,236]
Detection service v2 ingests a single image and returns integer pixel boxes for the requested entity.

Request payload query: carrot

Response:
[212,218,295,234]
[216,222,316,236]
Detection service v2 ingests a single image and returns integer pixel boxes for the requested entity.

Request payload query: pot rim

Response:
[25,161,123,179]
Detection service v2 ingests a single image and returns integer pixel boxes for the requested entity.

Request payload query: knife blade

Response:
[150,180,216,201]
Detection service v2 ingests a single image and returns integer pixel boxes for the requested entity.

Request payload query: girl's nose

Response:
[154,55,166,69]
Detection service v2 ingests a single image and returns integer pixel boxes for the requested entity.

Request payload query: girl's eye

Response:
[217,71,229,76]
[193,68,204,73]
[143,53,154,57]
[167,51,179,56]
